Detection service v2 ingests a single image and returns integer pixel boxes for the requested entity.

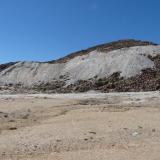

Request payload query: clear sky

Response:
[0,0,160,63]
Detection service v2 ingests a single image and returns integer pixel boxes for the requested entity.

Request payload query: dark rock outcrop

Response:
[0,62,17,72]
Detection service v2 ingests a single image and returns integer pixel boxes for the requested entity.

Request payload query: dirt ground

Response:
[0,91,160,160]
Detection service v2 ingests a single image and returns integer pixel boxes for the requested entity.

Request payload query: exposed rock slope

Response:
[0,40,159,93]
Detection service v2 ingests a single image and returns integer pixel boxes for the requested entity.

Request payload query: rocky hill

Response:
[0,39,159,93]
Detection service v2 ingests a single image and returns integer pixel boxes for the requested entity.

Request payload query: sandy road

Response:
[0,92,160,160]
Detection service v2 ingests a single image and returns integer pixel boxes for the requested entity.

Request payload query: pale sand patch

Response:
[0,92,159,160]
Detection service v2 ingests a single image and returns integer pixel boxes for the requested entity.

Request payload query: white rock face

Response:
[0,45,160,86]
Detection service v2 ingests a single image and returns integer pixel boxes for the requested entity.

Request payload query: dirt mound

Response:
[31,54,160,93]
[0,39,159,93]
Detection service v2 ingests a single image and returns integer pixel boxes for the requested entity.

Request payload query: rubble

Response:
[0,40,159,93]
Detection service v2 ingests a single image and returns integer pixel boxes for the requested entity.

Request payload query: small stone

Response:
[2,152,5,155]
[89,131,96,134]
[132,131,139,137]
[138,126,143,129]
[4,114,8,118]
[9,127,17,130]
[56,139,61,142]
[9,119,15,122]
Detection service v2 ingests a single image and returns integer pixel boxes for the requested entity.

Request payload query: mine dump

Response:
[0,40,160,160]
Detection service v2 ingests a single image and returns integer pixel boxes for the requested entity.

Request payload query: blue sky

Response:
[0,0,160,63]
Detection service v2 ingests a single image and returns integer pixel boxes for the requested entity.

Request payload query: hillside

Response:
[48,39,157,63]
[0,39,159,93]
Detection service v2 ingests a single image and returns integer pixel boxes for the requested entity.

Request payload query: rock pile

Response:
[0,39,159,93]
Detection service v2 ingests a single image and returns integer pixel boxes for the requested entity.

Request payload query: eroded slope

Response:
[0,40,159,93]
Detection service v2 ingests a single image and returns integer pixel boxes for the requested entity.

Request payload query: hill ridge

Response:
[48,39,157,64]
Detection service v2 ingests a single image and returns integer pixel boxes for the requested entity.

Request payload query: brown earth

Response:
[48,39,156,64]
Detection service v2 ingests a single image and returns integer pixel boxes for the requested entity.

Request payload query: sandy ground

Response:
[0,91,160,160]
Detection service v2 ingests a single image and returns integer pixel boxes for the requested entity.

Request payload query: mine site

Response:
[0,1,160,160]
[0,39,160,160]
